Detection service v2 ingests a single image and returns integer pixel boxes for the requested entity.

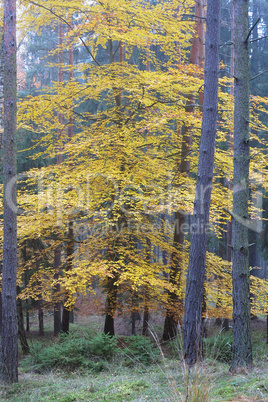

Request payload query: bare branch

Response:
[250,69,268,81]
[246,18,260,42]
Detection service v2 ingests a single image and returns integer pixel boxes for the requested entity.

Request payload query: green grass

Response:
[1,358,267,401]
[1,319,267,401]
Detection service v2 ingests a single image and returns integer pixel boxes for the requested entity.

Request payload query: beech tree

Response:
[183,0,221,365]
[1,0,18,383]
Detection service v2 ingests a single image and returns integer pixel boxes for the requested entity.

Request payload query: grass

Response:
[1,359,267,401]
[1,316,267,401]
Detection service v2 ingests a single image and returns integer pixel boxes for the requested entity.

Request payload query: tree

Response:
[163,0,205,341]
[183,0,221,365]
[230,0,253,371]
[1,0,18,383]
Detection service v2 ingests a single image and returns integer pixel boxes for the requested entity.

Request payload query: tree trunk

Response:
[26,310,30,332]
[162,0,205,341]
[142,290,149,336]
[104,274,118,336]
[1,0,18,383]
[0,27,3,153]
[53,245,61,336]
[142,237,151,336]
[61,220,74,334]
[183,0,221,366]
[103,38,125,336]
[230,0,253,371]
[38,300,44,336]
[17,286,30,355]
[61,24,75,334]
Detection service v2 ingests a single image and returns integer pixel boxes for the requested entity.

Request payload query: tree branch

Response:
[246,18,260,42]
[250,35,268,43]
[29,1,101,66]
[250,69,268,81]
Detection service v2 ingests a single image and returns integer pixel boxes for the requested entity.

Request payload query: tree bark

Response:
[53,245,61,336]
[230,0,253,371]
[1,0,18,383]
[104,273,118,336]
[183,0,221,366]
[162,0,205,341]
[61,220,74,334]
[17,286,30,355]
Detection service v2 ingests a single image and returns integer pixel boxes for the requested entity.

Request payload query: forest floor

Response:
[0,315,267,401]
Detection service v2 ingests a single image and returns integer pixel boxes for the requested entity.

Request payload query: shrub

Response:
[21,329,118,373]
[120,335,159,366]
[88,333,118,358]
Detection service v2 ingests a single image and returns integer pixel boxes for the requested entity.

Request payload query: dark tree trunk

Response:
[183,0,221,366]
[142,289,149,336]
[163,212,186,341]
[17,287,30,355]
[34,241,44,336]
[26,310,30,332]
[1,0,18,383]
[230,0,253,371]
[223,318,229,332]
[104,275,118,336]
[142,237,151,336]
[162,0,205,341]
[131,291,139,336]
[61,221,74,334]
[53,245,61,336]
[38,300,44,336]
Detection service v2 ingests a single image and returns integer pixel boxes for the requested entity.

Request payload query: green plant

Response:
[21,330,117,373]
[203,331,233,363]
[120,335,160,366]
[87,333,118,358]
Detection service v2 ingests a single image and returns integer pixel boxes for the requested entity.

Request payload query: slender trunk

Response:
[142,237,151,336]
[162,0,205,341]
[23,245,31,333]
[131,291,139,336]
[183,0,221,366]
[26,311,30,332]
[61,23,75,334]
[142,291,149,336]
[54,22,63,334]
[61,220,74,333]
[1,0,18,383]
[53,245,61,336]
[17,286,30,354]
[230,0,253,371]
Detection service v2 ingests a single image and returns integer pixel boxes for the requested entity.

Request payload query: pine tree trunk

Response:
[0,27,3,152]
[230,0,253,371]
[163,0,205,341]
[183,0,221,366]
[1,0,18,383]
